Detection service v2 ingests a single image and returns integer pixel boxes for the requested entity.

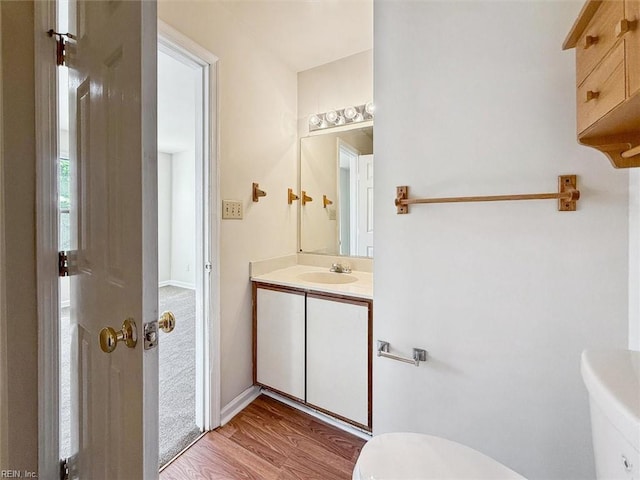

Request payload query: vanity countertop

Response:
[251,264,372,299]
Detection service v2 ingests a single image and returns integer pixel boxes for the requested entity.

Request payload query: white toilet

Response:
[352,432,525,480]
[581,349,640,479]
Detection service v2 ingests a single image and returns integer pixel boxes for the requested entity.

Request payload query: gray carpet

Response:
[158,286,201,466]
[59,286,200,467]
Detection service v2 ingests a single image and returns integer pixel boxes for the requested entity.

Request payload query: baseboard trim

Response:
[158,280,196,290]
[261,390,372,441]
[220,385,261,425]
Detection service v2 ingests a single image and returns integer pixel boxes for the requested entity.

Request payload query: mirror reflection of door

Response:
[356,154,374,257]
[301,125,373,257]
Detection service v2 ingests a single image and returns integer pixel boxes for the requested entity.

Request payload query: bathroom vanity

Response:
[251,262,372,431]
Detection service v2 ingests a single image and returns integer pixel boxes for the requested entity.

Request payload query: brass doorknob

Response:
[99,318,137,353]
[159,311,175,333]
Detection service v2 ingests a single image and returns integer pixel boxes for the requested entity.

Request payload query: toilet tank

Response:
[581,350,640,479]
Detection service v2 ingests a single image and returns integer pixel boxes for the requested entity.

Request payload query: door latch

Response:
[144,321,158,350]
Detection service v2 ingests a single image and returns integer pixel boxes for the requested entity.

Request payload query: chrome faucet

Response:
[330,263,351,274]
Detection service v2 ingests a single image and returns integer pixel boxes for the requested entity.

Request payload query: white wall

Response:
[170,150,196,288]
[157,150,196,289]
[374,2,628,480]
[0,1,7,466]
[158,152,172,284]
[158,1,298,407]
[0,0,38,472]
[630,170,640,350]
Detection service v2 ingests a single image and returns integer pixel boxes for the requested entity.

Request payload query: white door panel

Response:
[68,1,158,478]
[306,296,369,427]
[256,287,306,400]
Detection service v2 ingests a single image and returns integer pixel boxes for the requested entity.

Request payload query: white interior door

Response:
[67,1,158,478]
[356,154,374,257]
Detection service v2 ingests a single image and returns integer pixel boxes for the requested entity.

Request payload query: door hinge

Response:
[205,261,212,273]
[58,251,69,277]
[58,251,76,277]
[60,458,68,480]
[59,454,77,480]
[47,29,75,66]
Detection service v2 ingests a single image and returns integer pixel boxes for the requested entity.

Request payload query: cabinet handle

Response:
[586,90,600,102]
[583,35,599,48]
[616,19,637,38]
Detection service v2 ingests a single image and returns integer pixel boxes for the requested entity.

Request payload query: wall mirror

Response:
[300,125,373,257]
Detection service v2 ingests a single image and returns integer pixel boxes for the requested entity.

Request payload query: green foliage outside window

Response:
[59,158,70,250]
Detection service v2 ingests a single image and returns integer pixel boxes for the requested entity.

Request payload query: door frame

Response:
[35,1,61,478]
[34,4,222,476]
[157,20,221,432]
[0,0,8,468]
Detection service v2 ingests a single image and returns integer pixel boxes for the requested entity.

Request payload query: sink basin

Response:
[297,271,358,285]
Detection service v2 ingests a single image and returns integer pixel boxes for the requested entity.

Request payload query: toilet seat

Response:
[353,433,525,480]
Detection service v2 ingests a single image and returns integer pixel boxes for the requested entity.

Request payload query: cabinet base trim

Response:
[261,388,372,439]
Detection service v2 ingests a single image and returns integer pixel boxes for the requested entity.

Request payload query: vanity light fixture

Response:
[308,102,374,132]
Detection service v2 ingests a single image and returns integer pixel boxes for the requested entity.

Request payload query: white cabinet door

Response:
[256,287,306,400]
[306,295,370,427]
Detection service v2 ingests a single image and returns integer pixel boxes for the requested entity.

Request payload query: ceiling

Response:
[221,0,373,72]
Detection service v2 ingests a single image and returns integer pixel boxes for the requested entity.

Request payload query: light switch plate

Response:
[222,200,243,219]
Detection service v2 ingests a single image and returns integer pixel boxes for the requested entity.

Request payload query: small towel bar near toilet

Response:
[377,340,428,367]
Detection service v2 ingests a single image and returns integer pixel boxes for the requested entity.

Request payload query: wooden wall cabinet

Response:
[564,0,640,167]
[253,282,372,430]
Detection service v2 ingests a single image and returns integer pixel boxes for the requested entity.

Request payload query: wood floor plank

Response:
[252,395,314,428]
[161,431,280,480]
[279,448,352,480]
[160,395,366,480]
[306,418,365,462]
[225,416,289,468]
[240,401,364,463]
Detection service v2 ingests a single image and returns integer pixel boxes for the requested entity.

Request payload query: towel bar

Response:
[377,340,427,367]
[396,175,579,214]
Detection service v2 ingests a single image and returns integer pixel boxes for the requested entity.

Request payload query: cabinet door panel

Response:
[627,0,640,96]
[307,296,369,427]
[256,287,306,400]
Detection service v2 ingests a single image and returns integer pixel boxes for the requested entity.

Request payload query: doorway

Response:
[156,42,209,466]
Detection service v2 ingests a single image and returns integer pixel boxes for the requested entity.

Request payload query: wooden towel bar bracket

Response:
[396,175,580,214]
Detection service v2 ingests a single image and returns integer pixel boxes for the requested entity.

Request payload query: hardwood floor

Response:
[160,395,366,480]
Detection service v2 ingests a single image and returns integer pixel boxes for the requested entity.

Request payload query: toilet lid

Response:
[354,433,525,480]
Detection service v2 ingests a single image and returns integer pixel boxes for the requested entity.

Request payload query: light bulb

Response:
[309,114,322,127]
[344,106,357,120]
[365,102,375,115]
[325,110,338,124]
